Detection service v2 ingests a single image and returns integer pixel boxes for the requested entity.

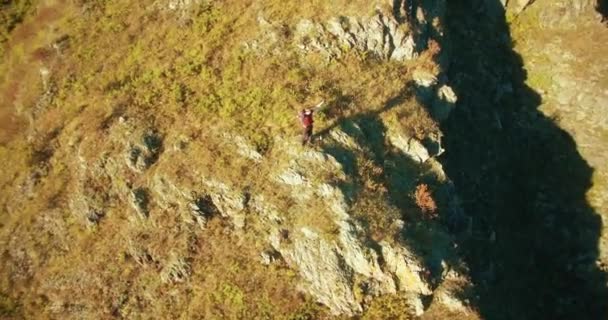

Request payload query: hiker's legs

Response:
[302,126,313,146]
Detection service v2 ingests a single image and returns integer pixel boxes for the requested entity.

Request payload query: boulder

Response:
[391,34,417,61]
[388,133,431,163]
[279,227,362,316]
[432,85,458,122]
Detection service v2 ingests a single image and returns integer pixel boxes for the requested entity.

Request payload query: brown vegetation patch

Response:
[415,183,437,218]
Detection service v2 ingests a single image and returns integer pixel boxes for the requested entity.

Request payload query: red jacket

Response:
[299,110,314,127]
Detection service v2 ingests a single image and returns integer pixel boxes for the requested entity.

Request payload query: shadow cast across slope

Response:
[316,84,468,304]
[598,0,608,20]
[439,0,608,319]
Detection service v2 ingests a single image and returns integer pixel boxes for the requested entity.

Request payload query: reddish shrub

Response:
[414,184,437,218]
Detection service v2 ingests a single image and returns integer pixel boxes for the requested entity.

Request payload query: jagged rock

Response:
[243,16,283,54]
[232,134,263,162]
[278,169,307,186]
[391,34,417,61]
[346,17,369,52]
[326,18,357,49]
[432,267,473,314]
[279,227,361,315]
[272,220,434,316]
[435,286,469,313]
[275,145,348,204]
[329,128,362,151]
[432,85,458,122]
[388,133,431,163]
[380,243,432,295]
[150,171,246,229]
[0,2,481,318]
[291,14,418,61]
[151,174,191,207]
[293,19,339,58]
[190,195,220,227]
[266,138,439,315]
[126,130,163,173]
[260,248,282,265]
[39,67,51,91]
[68,183,107,227]
[294,19,317,39]
[423,133,446,157]
[131,188,150,219]
[203,179,247,229]
[365,14,392,59]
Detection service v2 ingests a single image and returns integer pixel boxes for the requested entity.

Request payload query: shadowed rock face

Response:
[514,0,608,282]
[441,0,608,319]
[599,0,608,19]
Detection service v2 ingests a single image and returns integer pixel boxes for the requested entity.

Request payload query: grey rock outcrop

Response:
[261,134,463,316]
[294,14,418,61]
[126,130,163,173]
[433,84,458,122]
[59,100,468,318]
[273,223,432,315]
[51,2,469,315]
[130,188,150,219]
[412,69,458,122]
[388,133,431,163]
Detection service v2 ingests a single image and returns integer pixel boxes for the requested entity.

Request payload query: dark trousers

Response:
[302,126,313,146]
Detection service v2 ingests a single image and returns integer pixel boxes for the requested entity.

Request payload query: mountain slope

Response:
[0,1,475,318]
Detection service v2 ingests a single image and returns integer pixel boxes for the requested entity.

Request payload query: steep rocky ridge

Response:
[0,0,477,318]
[3,0,605,319]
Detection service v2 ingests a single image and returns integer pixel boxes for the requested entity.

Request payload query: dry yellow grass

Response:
[0,0,448,318]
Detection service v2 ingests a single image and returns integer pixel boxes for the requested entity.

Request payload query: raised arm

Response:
[312,100,325,112]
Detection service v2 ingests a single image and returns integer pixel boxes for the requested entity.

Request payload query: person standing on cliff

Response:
[298,100,325,146]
